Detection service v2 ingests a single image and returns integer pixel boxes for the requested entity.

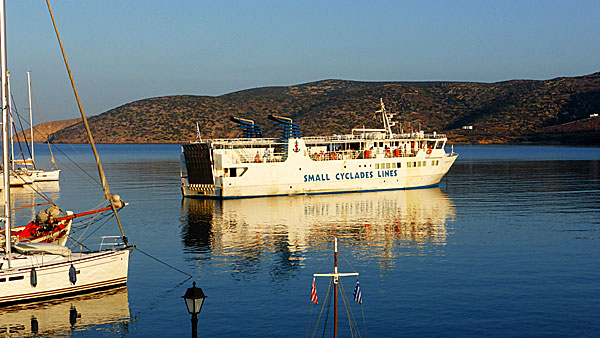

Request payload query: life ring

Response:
[254,155,260,163]
[330,152,336,160]
[426,149,432,155]
[385,149,391,158]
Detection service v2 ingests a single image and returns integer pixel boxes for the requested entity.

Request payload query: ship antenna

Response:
[377,98,395,138]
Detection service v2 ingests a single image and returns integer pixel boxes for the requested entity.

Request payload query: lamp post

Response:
[183,282,206,338]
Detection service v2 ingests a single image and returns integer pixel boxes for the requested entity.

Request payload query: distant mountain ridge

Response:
[46,72,600,144]
[16,118,81,143]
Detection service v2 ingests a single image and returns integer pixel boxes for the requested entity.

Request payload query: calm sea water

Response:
[1,144,599,337]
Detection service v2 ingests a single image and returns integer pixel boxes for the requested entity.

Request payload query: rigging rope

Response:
[318,278,333,338]
[339,280,362,338]
[49,144,102,187]
[135,247,193,278]
[308,277,332,338]
[8,107,29,165]
[30,85,60,169]
[9,95,33,163]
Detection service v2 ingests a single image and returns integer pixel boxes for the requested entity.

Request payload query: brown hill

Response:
[48,73,600,145]
[15,118,81,143]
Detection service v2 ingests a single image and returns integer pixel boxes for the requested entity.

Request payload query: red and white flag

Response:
[310,277,318,304]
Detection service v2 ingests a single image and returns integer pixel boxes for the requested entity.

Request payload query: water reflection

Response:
[0,287,131,337]
[181,188,455,269]
[2,182,60,222]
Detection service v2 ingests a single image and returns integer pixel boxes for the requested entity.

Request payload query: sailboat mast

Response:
[27,71,33,166]
[7,71,13,170]
[1,0,12,260]
[46,0,127,243]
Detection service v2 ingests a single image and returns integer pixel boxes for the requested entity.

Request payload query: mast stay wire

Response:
[8,94,32,163]
[339,280,363,338]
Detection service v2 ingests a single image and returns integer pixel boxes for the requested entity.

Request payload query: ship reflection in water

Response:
[181,187,455,271]
[0,287,131,337]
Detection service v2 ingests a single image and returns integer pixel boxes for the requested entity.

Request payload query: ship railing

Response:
[228,148,288,164]
[203,133,447,147]
[303,133,446,144]
[308,148,419,161]
[209,137,279,147]
[309,149,360,161]
[99,235,125,250]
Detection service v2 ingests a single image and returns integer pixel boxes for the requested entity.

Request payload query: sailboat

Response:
[2,202,127,246]
[4,70,35,186]
[0,0,132,305]
[12,71,60,182]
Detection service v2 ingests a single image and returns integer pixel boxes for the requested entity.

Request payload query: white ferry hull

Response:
[0,248,130,305]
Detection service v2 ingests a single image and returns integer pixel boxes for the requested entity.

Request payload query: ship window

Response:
[413,161,417,167]
[397,162,401,168]
[0,278,5,282]
[407,162,412,168]
[230,168,237,177]
[386,163,391,169]
[375,163,380,169]
[9,276,24,281]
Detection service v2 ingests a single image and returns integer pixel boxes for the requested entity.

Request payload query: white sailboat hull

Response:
[30,169,61,182]
[0,172,34,187]
[0,247,131,305]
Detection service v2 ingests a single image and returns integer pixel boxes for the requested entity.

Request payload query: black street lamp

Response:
[183,282,206,338]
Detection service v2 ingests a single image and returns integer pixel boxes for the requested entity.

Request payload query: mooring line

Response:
[135,247,193,278]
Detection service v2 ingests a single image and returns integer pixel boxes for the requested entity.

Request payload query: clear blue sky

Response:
[5,0,600,122]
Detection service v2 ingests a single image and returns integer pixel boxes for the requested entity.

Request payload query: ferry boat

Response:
[180,99,458,199]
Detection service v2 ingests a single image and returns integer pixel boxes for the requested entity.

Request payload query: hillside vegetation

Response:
[47,72,600,144]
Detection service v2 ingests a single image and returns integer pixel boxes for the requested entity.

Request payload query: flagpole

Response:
[313,237,358,338]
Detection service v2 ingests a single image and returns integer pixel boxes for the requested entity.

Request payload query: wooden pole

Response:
[45,0,127,244]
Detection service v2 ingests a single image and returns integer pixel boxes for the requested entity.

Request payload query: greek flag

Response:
[353,279,362,304]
